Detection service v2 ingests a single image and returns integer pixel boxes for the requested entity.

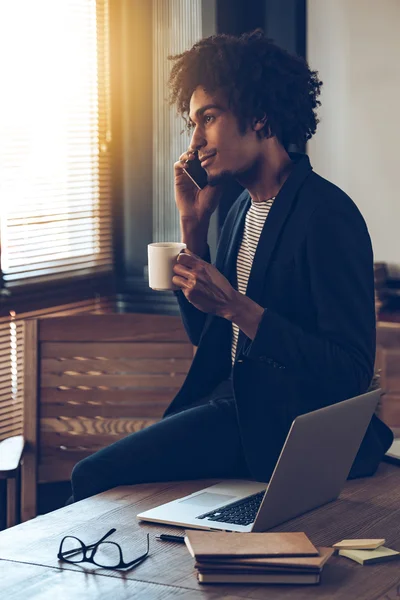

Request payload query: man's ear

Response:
[252,113,268,132]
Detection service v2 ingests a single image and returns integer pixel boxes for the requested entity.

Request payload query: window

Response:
[0,0,113,288]
[0,0,114,441]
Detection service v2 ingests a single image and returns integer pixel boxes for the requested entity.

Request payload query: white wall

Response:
[307,0,400,265]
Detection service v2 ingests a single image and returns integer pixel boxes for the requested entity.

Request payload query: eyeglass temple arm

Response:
[59,528,117,558]
[122,533,150,568]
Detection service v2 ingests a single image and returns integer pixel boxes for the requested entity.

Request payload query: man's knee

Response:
[71,456,89,487]
[70,436,144,501]
[71,454,108,502]
[70,456,89,500]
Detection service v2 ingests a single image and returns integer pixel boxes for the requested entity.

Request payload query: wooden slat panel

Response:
[41,357,192,374]
[39,443,117,482]
[41,373,186,387]
[41,429,157,449]
[40,387,177,404]
[41,399,171,418]
[377,322,400,346]
[39,461,82,483]
[38,314,189,342]
[40,446,93,460]
[39,446,105,483]
[31,314,193,491]
[378,394,400,428]
[40,417,159,436]
[383,352,400,392]
[41,341,193,359]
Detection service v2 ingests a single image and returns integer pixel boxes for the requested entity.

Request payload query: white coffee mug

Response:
[147,242,187,291]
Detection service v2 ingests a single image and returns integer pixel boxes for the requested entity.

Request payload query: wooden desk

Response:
[1,463,400,599]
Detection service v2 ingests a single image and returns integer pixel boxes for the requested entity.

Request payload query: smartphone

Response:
[182,154,208,190]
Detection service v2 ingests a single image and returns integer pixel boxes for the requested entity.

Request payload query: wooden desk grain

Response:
[0,561,215,600]
[1,463,400,599]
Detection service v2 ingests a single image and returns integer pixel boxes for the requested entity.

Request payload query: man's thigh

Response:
[71,398,248,501]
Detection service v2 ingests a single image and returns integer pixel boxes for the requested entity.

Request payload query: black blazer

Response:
[164,153,393,481]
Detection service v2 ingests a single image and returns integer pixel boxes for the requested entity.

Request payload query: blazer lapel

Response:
[235,153,313,356]
[201,194,250,339]
[246,154,313,303]
[201,154,313,350]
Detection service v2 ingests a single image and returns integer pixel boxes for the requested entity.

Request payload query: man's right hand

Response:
[174,150,224,224]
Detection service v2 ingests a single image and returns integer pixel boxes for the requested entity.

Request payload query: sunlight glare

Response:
[0,0,100,272]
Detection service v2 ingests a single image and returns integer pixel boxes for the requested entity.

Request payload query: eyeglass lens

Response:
[59,536,86,563]
[92,541,123,568]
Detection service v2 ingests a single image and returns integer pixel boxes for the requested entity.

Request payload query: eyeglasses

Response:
[57,528,150,570]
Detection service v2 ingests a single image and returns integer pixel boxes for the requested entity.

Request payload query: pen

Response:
[156,534,186,543]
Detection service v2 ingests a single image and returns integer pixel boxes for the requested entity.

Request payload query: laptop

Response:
[137,389,380,532]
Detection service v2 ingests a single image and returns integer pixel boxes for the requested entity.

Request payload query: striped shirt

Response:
[231,196,275,363]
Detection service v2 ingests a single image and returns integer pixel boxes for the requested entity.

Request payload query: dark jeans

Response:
[70,379,249,503]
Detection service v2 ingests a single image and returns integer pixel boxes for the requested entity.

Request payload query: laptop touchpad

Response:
[179,492,236,507]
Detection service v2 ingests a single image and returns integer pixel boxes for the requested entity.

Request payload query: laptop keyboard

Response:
[196,490,266,526]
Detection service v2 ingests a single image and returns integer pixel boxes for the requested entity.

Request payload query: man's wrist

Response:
[180,217,210,256]
[180,216,210,232]
[222,292,265,341]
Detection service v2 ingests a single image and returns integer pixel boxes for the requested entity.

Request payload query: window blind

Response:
[0,0,113,288]
[0,317,24,441]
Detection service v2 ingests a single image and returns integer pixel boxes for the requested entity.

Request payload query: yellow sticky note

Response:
[338,546,400,565]
[333,538,385,550]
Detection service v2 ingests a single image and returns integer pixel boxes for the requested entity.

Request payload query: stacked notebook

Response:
[184,531,334,585]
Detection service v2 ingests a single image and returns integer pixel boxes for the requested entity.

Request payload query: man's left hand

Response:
[172,249,238,318]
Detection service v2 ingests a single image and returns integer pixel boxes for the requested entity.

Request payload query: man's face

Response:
[188,87,262,186]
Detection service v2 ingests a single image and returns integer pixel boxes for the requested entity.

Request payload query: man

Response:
[71,30,392,503]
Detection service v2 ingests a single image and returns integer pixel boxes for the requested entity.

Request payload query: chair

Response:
[21,313,193,522]
[0,435,24,529]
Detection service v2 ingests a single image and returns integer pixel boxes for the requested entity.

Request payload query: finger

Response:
[174,158,195,176]
[172,275,192,289]
[177,250,201,266]
[178,150,196,164]
[174,160,187,176]
[173,263,195,279]
[181,247,201,259]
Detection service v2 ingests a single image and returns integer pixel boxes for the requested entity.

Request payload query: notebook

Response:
[197,571,320,584]
[184,530,318,560]
[195,546,334,571]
